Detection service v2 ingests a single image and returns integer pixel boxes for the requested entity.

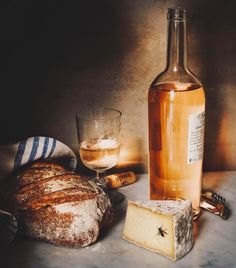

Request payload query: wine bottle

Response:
[148,7,205,215]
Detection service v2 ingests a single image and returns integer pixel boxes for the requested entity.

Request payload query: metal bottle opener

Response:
[200,191,231,220]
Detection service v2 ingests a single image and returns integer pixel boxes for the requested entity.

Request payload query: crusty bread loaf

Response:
[29,160,66,170]
[1,161,113,247]
[0,161,67,200]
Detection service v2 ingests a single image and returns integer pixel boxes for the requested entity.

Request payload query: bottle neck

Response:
[166,19,188,72]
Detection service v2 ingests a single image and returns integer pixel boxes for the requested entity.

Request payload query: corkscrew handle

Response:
[200,191,231,220]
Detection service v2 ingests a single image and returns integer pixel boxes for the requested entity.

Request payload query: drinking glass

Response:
[76,108,122,187]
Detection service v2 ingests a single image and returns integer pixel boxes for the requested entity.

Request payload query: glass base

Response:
[107,190,125,205]
[95,178,107,188]
[94,173,125,206]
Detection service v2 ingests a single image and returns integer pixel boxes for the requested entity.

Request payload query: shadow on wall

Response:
[188,0,236,171]
[0,1,137,143]
[1,0,236,172]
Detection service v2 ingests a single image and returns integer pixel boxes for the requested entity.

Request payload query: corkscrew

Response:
[200,190,230,220]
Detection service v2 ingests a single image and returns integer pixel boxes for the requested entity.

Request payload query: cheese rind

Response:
[123,200,193,261]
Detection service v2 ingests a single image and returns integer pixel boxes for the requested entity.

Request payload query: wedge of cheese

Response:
[123,200,193,261]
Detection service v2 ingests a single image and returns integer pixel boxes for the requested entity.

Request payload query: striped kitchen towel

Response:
[0,136,77,181]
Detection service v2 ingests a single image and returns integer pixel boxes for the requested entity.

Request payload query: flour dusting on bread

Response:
[1,161,113,247]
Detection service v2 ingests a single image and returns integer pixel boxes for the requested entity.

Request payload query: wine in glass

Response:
[76,108,122,188]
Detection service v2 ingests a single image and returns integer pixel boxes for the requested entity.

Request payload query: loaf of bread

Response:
[0,161,113,247]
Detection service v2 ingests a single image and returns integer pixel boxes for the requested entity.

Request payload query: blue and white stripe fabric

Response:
[0,136,77,181]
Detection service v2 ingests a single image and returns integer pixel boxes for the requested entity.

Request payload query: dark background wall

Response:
[1,0,236,172]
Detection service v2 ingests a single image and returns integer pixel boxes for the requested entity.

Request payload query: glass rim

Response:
[76,107,122,122]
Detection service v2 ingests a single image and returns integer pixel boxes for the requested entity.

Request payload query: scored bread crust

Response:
[15,168,66,188]
[18,181,112,247]
[30,160,66,170]
[0,166,67,201]
[14,174,95,209]
[1,161,113,247]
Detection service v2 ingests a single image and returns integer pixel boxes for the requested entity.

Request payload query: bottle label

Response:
[187,111,205,164]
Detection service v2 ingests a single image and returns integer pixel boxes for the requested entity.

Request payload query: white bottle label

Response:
[187,111,205,164]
